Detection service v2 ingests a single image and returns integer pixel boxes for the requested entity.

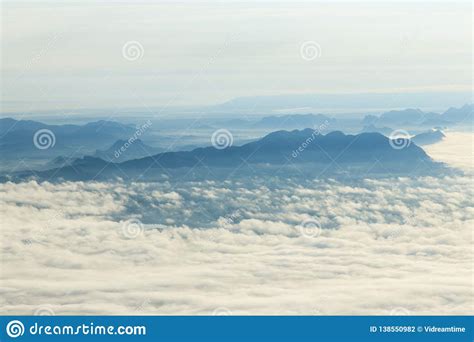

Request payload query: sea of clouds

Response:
[0,133,472,315]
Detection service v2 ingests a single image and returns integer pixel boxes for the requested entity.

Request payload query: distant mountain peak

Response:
[442,103,473,123]
[324,130,346,138]
[412,129,446,146]
[94,138,163,162]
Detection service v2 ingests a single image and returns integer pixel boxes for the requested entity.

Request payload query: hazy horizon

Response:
[1,92,472,122]
[2,1,472,114]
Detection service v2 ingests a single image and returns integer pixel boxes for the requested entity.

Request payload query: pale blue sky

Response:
[1,0,472,113]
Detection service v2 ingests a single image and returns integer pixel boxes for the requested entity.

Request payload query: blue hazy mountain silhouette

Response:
[12,129,435,181]
[94,139,164,162]
[362,104,472,127]
[360,124,393,136]
[118,130,429,169]
[213,93,472,114]
[442,104,473,123]
[0,118,137,159]
[364,108,440,126]
[412,129,445,146]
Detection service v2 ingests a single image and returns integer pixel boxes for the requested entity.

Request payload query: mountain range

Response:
[8,129,436,181]
[362,104,473,127]
[412,129,446,146]
[94,139,164,162]
[0,118,137,159]
[213,93,472,114]
[1,103,468,175]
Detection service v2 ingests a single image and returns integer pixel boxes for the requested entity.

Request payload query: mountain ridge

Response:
[6,129,436,182]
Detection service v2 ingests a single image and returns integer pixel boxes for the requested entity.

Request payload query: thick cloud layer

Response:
[424,132,473,171]
[1,171,472,315]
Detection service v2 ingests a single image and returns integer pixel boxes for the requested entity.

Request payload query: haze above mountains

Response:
[213,93,473,115]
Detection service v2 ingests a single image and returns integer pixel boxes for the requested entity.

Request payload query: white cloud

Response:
[424,132,474,172]
[0,171,472,315]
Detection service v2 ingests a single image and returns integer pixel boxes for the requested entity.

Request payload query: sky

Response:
[1,1,472,113]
